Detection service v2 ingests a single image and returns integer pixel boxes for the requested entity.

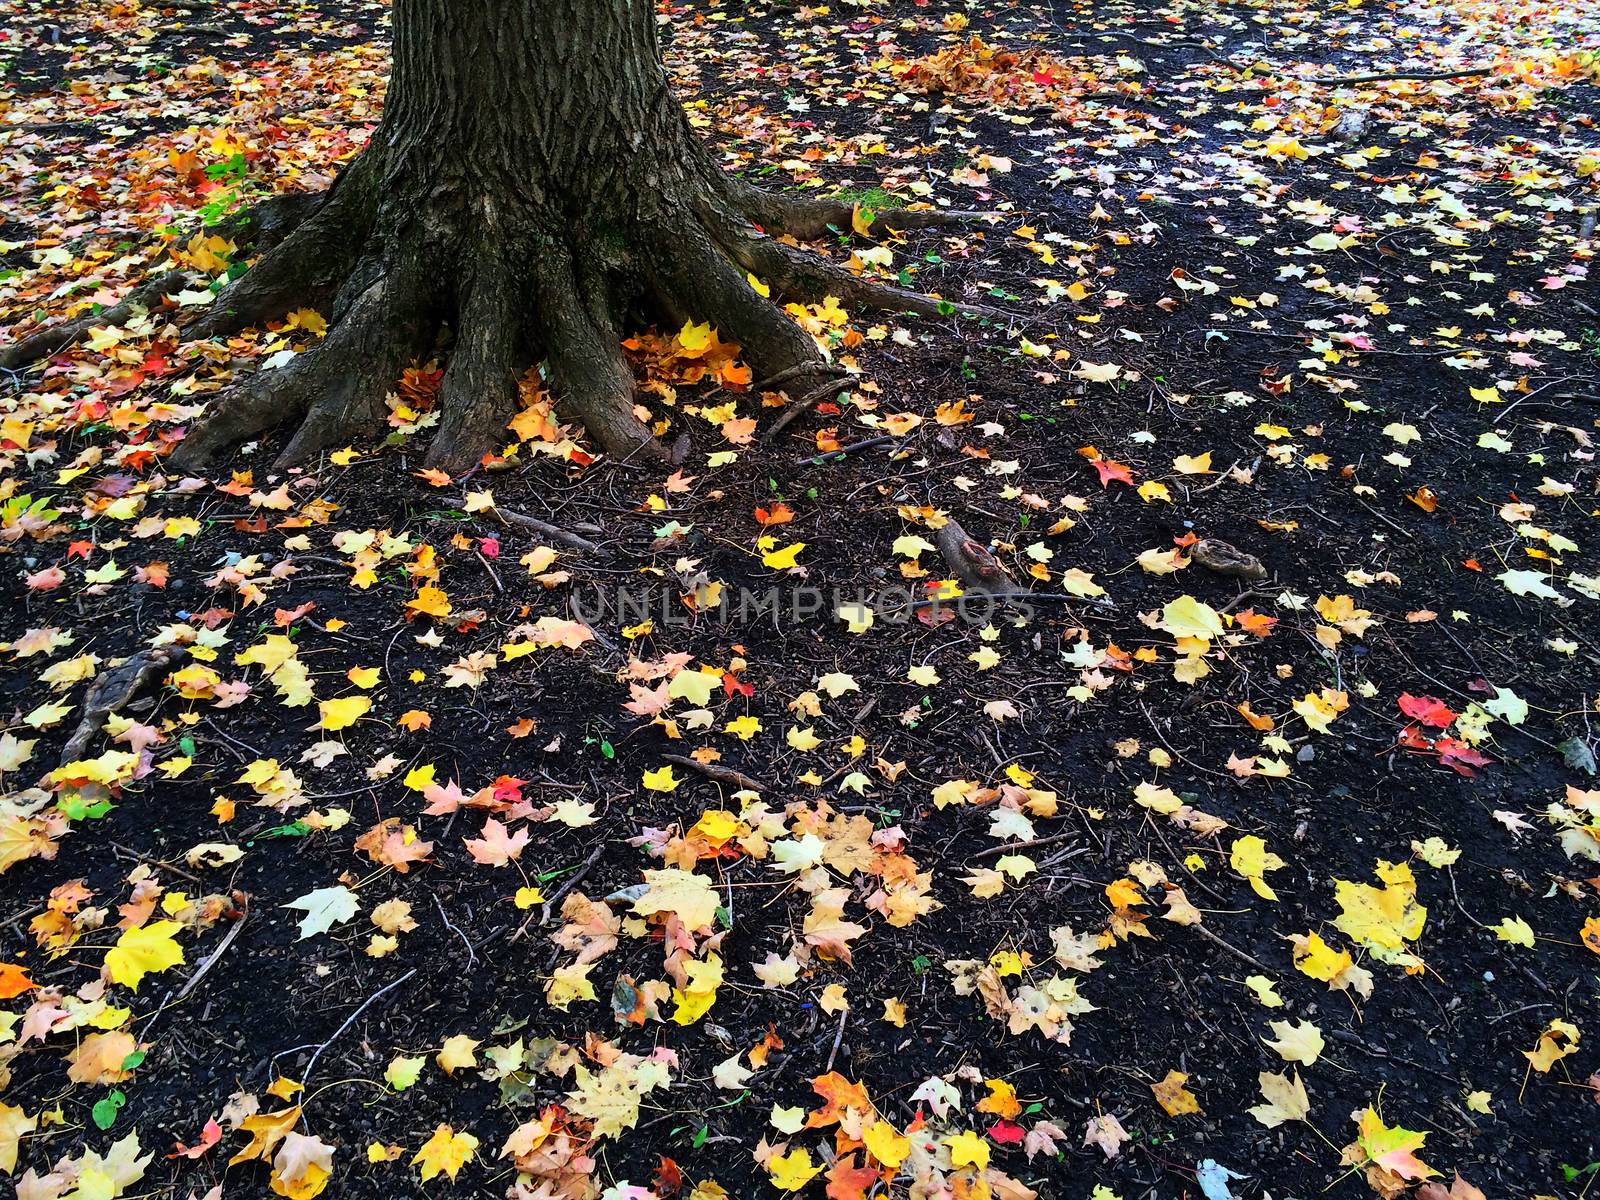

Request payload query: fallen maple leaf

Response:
[464,818,530,866]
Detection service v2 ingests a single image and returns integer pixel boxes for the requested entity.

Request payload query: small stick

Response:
[109,842,203,885]
[142,903,251,1038]
[456,498,601,552]
[971,831,1079,861]
[824,1008,848,1073]
[1352,496,1417,541]
[795,435,901,468]
[432,893,478,969]
[174,906,248,1002]
[512,842,608,942]
[475,550,504,593]
[1307,66,1493,85]
[1220,586,1270,614]
[301,968,418,1098]
[1192,923,1273,973]
[1193,459,1242,493]
[662,752,767,793]
[763,376,852,443]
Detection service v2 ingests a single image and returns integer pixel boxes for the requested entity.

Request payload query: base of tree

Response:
[143,146,988,476]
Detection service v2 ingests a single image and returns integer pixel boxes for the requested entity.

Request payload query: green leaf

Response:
[91,1090,126,1130]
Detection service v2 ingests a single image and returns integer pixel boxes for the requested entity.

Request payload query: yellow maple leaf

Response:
[760,541,806,570]
[411,1124,478,1182]
[1162,595,1223,640]
[546,962,597,1011]
[944,1129,990,1172]
[406,587,452,619]
[641,765,681,793]
[105,920,185,990]
[230,1105,302,1167]
[634,868,719,930]
[317,695,370,732]
[975,1078,1022,1119]
[677,319,714,356]
[385,1055,426,1091]
[1292,931,1353,983]
[1333,861,1426,967]
[863,1119,911,1169]
[1230,834,1284,901]
[402,763,437,791]
[1524,1019,1580,1072]
[767,1147,824,1190]
[0,1101,37,1175]
[1152,1069,1202,1116]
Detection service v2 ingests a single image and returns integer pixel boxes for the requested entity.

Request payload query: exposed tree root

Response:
[7,153,996,473]
[1306,65,1493,84]
[211,190,326,255]
[170,265,429,472]
[0,183,343,374]
[427,258,526,473]
[182,158,379,341]
[728,182,991,242]
[0,271,190,371]
[534,248,665,467]
[710,206,1009,323]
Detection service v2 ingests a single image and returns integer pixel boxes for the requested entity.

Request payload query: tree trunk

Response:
[164,0,971,474]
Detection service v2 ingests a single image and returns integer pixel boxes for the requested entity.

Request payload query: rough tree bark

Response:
[123,0,982,473]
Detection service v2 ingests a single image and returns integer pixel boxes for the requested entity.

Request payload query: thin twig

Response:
[300,968,418,1101]
[432,893,478,968]
[1220,586,1271,615]
[458,498,602,552]
[795,435,901,468]
[824,1008,848,1073]
[475,550,504,593]
[763,376,853,443]
[971,832,1080,860]
[1307,66,1493,84]
[662,752,767,793]
[1192,923,1273,973]
[174,907,248,1002]
[141,905,251,1038]
[1352,496,1416,541]
[512,842,608,943]
[109,842,203,884]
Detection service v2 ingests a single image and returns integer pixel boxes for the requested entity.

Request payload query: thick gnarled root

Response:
[0,271,191,371]
[133,168,999,472]
[183,161,379,342]
[648,221,833,385]
[1,183,359,373]
[535,250,666,467]
[727,182,992,243]
[426,260,527,473]
[170,269,429,472]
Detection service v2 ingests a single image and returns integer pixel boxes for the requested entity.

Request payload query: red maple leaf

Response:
[824,1153,880,1200]
[987,1119,1026,1144]
[1436,738,1493,778]
[1092,458,1135,487]
[1398,693,1456,728]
